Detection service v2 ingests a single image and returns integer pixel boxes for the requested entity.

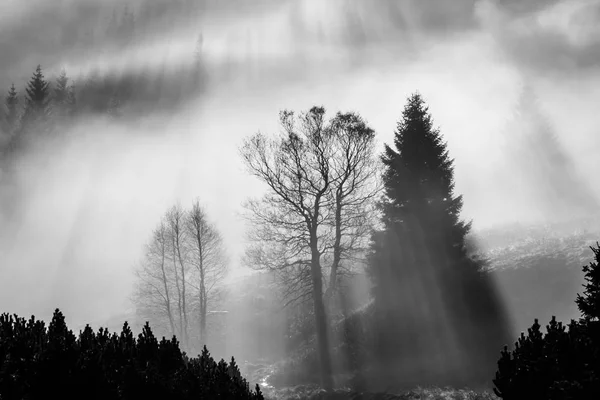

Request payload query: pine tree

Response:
[380,92,469,248]
[494,244,600,399]
[4,84,19,135]
[367,93,512,386]
[19,65,52,136]
[53,69,76,120]
[370,93,470,307]
[577,244,600,323]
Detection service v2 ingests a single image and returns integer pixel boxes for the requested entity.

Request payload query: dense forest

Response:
[2,1,600,399]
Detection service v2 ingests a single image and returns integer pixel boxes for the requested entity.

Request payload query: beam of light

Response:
[0,0,599,388]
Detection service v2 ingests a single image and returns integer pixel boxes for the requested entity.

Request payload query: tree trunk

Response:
[176,237,189,349]
[172,241,184,344]
[324,192,343,317]
[160,242,176,337]
[310,232,334,392]
[200,292,207,345]
[195,227,208,346]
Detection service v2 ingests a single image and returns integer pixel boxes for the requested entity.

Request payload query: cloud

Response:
[476,0,600,76]
[288,0,600,77]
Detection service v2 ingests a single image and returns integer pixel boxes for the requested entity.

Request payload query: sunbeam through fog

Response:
[1,0,600,396]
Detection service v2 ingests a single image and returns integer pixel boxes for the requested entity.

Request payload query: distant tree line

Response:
[0,56,205,156]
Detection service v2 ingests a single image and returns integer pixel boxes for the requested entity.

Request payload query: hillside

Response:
[258,217,600,391]
[476,216,599,333]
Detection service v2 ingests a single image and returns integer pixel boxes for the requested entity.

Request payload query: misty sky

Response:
[1,0,599,328]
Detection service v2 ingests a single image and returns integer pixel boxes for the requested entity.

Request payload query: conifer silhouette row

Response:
[0,309,264,400]
[493,243,600,399]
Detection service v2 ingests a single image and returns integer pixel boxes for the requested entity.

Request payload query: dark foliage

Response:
[366,92,512,387]
[2,66,52,161]
[0,309,264,400]
[493,243,600,399]
[577,245,600,323]
[20,65,51,133]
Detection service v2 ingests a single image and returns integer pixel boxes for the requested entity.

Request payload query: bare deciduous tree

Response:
[132,201,228,353]
[186,199,228,345]
[323,112,381,313]
[166,204,190,349]
[132,220,176,337]
[240,106,380,391]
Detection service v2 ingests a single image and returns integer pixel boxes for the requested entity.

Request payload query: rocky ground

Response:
[261,385,498,400]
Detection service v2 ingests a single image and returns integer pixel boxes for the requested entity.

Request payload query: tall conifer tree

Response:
[20,65,51,136]
[53,69,76,120]
[368,93,511,387]
[4,84,19,135]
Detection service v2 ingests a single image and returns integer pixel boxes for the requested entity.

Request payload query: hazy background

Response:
[1,0,599,330]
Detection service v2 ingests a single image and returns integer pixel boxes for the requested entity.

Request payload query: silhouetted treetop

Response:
[0,308,264,399]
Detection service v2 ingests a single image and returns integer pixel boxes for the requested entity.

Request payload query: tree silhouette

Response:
[368,92,511,386]
[0,309,264,399]
[241,107,380,391]
[494,243,600,399]
[19,65,51,137]
[3,84,19,136]
[53,69,76,119]
[133,202,229,356]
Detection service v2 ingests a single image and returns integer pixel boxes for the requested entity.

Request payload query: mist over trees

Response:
[132,201,228,356]
[1,55,595,395]
[2,84,19,140]
[503,84,599,221]
[0,3,209,156]
[2,2,599,397]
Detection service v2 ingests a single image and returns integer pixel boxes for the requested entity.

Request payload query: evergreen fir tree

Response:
[19,65,52,136]
[380,92,469,248]
[494,244,600,399]
[367,92,511,386]
[577,244,600,323]
[4,84,19,135]
[53,69,76,120]
[54,70,69,106]
[370,93,470,309]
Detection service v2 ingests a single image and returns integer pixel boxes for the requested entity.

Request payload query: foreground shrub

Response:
[493,243,600,399]
[0,310,263,400]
